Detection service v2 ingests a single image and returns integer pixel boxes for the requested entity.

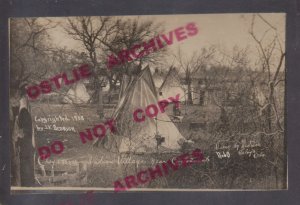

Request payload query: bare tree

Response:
[10,18,57,88]
[65,16,114,117]
[181,44,285,189]
[202,46,259,133]
[65,17,166,108]
[99,18,167,78]
[248,14,285,188]
[175,46,216,104]
[10,18,57,186]
[249,14,285,132]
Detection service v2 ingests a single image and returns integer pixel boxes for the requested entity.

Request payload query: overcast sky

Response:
[46,13,285,69]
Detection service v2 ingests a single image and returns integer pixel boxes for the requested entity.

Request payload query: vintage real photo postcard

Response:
[9,13,286,192]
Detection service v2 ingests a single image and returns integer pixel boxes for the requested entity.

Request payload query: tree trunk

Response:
[97,87,104,119]
[92,75,104,118]
[107,77,114,104]
[268,82,279,188]
[267,82,274,132]
[187,80,193,105]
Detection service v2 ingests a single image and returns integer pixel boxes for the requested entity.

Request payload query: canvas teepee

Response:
[158,67,185,101]
[63,82,90,104]
[108,66,184,153]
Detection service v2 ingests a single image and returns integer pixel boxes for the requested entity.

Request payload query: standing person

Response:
[18,86,35,186]
[10,88,21,186]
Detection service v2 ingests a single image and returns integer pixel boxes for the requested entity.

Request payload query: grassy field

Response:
[32,103,193,188]
[31,103,284,190]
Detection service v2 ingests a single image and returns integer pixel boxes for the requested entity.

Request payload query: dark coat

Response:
[18,108,35,186]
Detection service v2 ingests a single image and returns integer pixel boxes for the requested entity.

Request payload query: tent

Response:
[107,66,185,153]
[158,67,185,101]
[152,68,165,90]
[62,82,90,104]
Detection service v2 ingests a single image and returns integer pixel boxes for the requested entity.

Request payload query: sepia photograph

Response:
[9,13,286,192]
